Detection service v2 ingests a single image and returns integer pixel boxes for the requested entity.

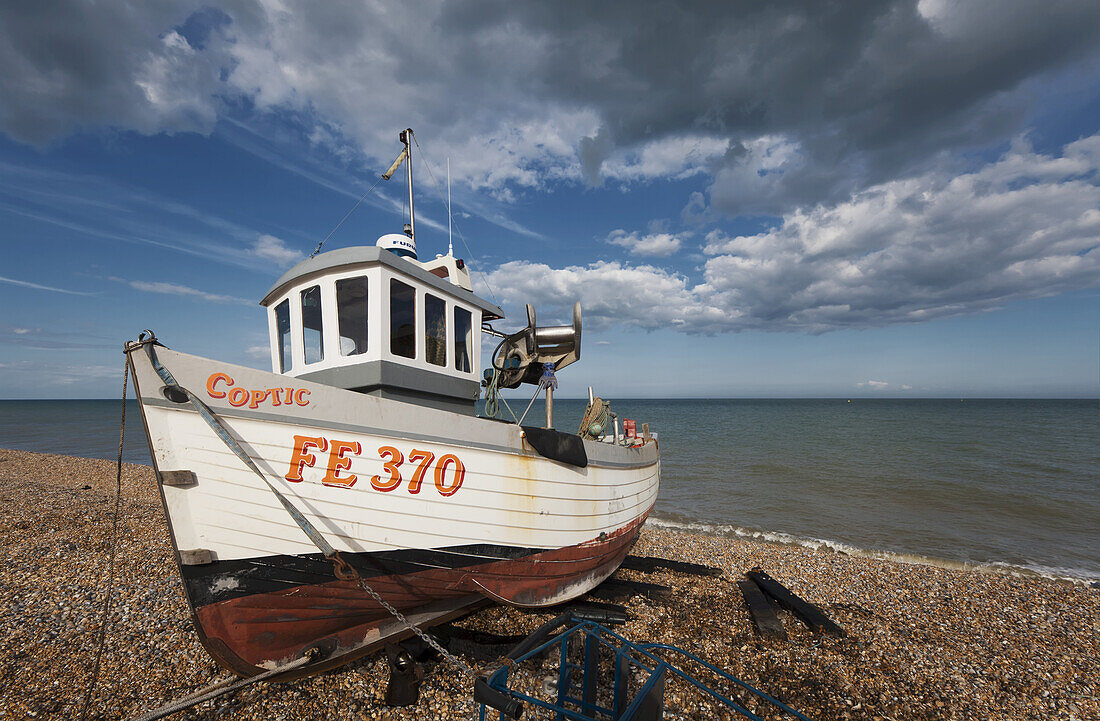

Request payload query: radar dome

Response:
[376,233,417,260]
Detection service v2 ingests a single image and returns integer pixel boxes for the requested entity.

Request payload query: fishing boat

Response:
[125,129,660,679]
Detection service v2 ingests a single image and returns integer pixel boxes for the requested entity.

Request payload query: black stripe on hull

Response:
[180,543,543,607]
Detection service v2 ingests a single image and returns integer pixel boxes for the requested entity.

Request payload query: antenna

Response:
[447,157,453,257]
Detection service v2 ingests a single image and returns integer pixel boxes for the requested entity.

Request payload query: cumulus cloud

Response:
[483,260,725,332]
[489,135,1100,333]
[251,234,304,267]
[129,280,253,306]
[705,135,809,216]
[701,135,1100,331]
[0,2,227,144]
[2,1,1100,212]
[600,134,730,184]
[606,229,684,257]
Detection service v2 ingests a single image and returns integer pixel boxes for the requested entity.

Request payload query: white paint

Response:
[132,346,660,567]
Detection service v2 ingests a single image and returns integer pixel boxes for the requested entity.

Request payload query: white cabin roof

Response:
[261,245,503,318]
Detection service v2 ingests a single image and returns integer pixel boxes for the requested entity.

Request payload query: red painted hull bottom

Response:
[192,512,650,677]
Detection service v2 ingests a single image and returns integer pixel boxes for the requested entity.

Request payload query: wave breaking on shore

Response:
[648,514,1099,586]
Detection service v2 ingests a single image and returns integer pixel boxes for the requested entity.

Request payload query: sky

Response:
[1,0,1098,400]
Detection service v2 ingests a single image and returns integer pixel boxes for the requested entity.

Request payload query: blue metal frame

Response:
[477,617,817,721]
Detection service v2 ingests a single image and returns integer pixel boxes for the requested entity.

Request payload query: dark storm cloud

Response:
[439,0,1100,211]
[2,1,1099,335]
[3,1,1099,211]
[0,0,229,144]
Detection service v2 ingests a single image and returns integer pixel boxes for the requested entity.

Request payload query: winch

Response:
[486,302,582,389]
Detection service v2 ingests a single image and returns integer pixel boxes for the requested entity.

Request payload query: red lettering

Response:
[285,435,328,483]
[323,440,361,488]
[407,450,435,494]
[206,373,232,399]
[371,446,404,491]
[287,438,466,497]
[204,374,305,409]
[434,454,465,496]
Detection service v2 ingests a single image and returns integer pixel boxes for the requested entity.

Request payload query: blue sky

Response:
[1,1,1098,399]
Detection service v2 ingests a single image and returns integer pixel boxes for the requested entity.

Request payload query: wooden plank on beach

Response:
[622,555,723,577]
[745,569,845,636]
[737,579,787,640]
[566,600,630,625]
[589,578,673,603]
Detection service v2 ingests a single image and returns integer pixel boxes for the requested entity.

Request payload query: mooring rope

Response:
[77,357,129,721]
[127,654,314,721]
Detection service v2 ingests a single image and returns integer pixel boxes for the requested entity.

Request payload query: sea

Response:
[1,398,1096,584]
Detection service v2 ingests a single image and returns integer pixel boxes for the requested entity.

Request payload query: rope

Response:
[410,132,502,308]
[483,367,518,422]
[127,653,314,721]
[138,675,236,712]
[578,398,609,438]
[77,358,129,720]
[309,146,408,258]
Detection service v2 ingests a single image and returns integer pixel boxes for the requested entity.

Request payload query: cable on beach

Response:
[77,359,129,721]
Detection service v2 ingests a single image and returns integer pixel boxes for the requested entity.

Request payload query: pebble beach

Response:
[1,448,1096,720]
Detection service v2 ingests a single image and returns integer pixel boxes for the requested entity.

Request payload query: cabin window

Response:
[454,307,472,373]
[425,293,447,367]
[275,299,291,373]
[301,285,324,364]
[390,279,416,359]
[336,276,369,356]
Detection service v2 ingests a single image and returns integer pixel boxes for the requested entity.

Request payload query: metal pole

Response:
[401,128,415,242]
[447,157,453,256]
[545,384,554,429]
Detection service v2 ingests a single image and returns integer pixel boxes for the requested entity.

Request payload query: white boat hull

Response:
[127,344,659,675]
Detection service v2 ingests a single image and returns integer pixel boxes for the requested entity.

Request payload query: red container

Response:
[624,419,636,438]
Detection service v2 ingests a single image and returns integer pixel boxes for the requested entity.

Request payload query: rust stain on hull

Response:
[194,511,651,676]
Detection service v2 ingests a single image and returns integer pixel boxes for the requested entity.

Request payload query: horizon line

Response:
[2,396,1097,402]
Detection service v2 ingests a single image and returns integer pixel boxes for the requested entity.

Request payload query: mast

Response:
[447,157,453,256]
[399,128,414,242]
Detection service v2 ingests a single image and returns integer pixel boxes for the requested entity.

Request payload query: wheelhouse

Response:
[260,241,503,415]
